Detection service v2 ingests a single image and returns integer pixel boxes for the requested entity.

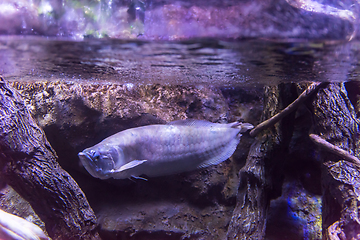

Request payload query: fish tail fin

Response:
[231,122,254,133]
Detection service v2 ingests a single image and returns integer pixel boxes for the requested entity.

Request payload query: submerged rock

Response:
[266,181,322,240]
[0,79,329,240]
[0,80,329,239]
[7,80,261,239]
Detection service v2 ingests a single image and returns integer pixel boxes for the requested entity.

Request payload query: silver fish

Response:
[78,120,253,180]
[0,209,49,240]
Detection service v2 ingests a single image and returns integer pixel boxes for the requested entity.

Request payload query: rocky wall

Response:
[4,80,261,239]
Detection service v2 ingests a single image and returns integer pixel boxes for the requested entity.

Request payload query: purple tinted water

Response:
[0,36,358,86]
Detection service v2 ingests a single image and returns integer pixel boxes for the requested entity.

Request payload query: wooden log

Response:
[310,83,360,240]
[0,77,100,240]
[227,83,298,239]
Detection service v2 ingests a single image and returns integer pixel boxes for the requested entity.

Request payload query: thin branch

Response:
[250,82,322,137]
[309,133,360,165]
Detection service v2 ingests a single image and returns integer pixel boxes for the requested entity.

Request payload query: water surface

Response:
[0,36,359,86]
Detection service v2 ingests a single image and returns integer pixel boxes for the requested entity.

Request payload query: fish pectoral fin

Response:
[130,175,148,181]
[112,160,147,173]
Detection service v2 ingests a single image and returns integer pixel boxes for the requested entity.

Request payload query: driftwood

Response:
[228,82,360,239]
[0,77,100,240]
[249,82,322,137]
[311,83,360,239]
[227,83,299,239]
[310,83,360,240]
[309,134,360,165]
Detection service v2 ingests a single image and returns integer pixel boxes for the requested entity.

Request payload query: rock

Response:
[266,181,322,240]
[3,80,325,239]
[7,80,261,239]
[0,0,356,39]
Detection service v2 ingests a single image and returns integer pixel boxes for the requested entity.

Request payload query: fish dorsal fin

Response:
[167,119,218,127]
[112,160,147,173]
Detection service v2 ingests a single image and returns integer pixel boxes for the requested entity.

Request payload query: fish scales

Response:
[134,125,234,161]
[78,120,253,180]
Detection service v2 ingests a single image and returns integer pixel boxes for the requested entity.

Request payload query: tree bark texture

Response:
[227,83,298,239]
[0,77,100,240]
[311,83,360,239]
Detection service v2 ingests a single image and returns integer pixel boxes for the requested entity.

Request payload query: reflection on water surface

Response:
[0,36,359,86]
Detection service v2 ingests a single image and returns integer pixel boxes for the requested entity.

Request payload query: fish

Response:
[78,120,254,180]
[0,209,49,240]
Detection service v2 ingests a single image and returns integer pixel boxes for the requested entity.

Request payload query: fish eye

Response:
[89,150,100,161]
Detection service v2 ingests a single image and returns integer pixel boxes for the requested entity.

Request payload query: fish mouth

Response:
[78,152,92,164]
[78,152,95,169]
